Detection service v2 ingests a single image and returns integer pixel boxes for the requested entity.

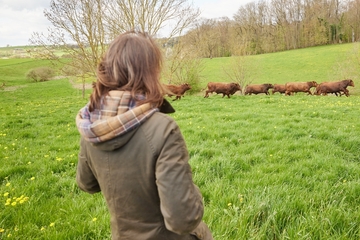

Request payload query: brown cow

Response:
[285,81,318,96]
[244,83,274,95]
[315,79,355,97]
[204,82,241,98]
[272,84,286,94]
[164,83,191,100]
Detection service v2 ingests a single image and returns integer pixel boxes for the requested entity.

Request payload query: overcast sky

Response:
[0,0,253,47]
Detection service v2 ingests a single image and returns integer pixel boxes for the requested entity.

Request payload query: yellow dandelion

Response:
[0,228,4,233]
[3,192,9,197]
[14,226,18,231]
[44,155,49,158]
[11,202,16,206]
[49,222,55,227]
[5,183,10,187]
[28,162,31,165]
[343,180,347,183]
[30,177,35,181]
[7,233,12,237]
[227,203,232,207]
[40,227,45,231]
[20,200,25,204]
[92,218,97,222]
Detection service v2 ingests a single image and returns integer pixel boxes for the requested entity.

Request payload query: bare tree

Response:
[105,0,200,39]
[30,0,108,97]
[222,55,259,94]
[30,0,200,97]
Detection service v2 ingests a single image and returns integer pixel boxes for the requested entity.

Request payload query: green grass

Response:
[0,59,61,86]
[1,43,360,239]
[172,95,360,239]
[200,43,360,95]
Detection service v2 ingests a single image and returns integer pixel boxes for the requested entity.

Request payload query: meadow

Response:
[0,43,360,239]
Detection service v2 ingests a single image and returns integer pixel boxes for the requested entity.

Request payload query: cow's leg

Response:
[204,91,209,98]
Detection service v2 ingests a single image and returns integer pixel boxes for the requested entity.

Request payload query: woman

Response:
[75,30,213,240]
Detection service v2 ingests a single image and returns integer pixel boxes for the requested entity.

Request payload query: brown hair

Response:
[89,30,164,112]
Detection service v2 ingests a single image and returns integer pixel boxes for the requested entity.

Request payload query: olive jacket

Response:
[76,102,213,240]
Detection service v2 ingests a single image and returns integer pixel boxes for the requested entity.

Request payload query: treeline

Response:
[182,0,360,58]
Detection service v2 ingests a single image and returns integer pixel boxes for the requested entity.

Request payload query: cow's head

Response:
[310,81,318,87]
[232,83,241,90]
[266,83,274,89]
[183,83,191,90]
[231,83,242,94]
[348,79,355,87]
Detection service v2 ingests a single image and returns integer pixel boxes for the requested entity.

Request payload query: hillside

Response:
[1,42,359,95]
[200,43,360,95]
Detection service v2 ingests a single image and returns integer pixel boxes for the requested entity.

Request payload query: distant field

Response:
[200,43,360,95]
[1,42,359,94]
[0,43,359,239]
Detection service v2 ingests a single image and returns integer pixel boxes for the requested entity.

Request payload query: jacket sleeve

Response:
[155,121,204,235]
[76,138,101,194]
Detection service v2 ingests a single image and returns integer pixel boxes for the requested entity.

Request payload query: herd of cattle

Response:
[164,79,355,100]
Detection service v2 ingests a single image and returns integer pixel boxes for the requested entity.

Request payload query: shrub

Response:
[26,67,55,82]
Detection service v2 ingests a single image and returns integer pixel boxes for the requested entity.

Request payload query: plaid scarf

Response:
[76,91,158,143]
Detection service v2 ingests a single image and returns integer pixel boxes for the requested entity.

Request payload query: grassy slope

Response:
[199,43,360,95]
[0,59,59,86]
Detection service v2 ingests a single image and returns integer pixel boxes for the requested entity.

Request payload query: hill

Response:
[200,43,360,95]
[1,42,359,95]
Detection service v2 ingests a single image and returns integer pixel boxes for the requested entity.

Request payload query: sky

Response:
[0,0,253,47]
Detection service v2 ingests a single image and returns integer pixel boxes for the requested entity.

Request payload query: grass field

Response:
[0,43,360,239]
[200,43,360,95]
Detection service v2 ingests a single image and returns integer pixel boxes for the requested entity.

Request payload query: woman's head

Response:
[90,30,164,111]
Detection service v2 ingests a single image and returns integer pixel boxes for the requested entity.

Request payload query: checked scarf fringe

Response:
[76,91,158,143]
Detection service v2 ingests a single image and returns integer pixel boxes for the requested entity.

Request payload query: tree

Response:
[222,56,257,93]
[30,0,200,97]
[30,0,108,98]
[105,0,199,39]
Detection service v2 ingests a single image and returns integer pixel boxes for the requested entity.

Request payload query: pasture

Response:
[1,43,360,239]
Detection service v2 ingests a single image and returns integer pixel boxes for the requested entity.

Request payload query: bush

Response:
[166,58,204,95]
[26,67,55,82]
